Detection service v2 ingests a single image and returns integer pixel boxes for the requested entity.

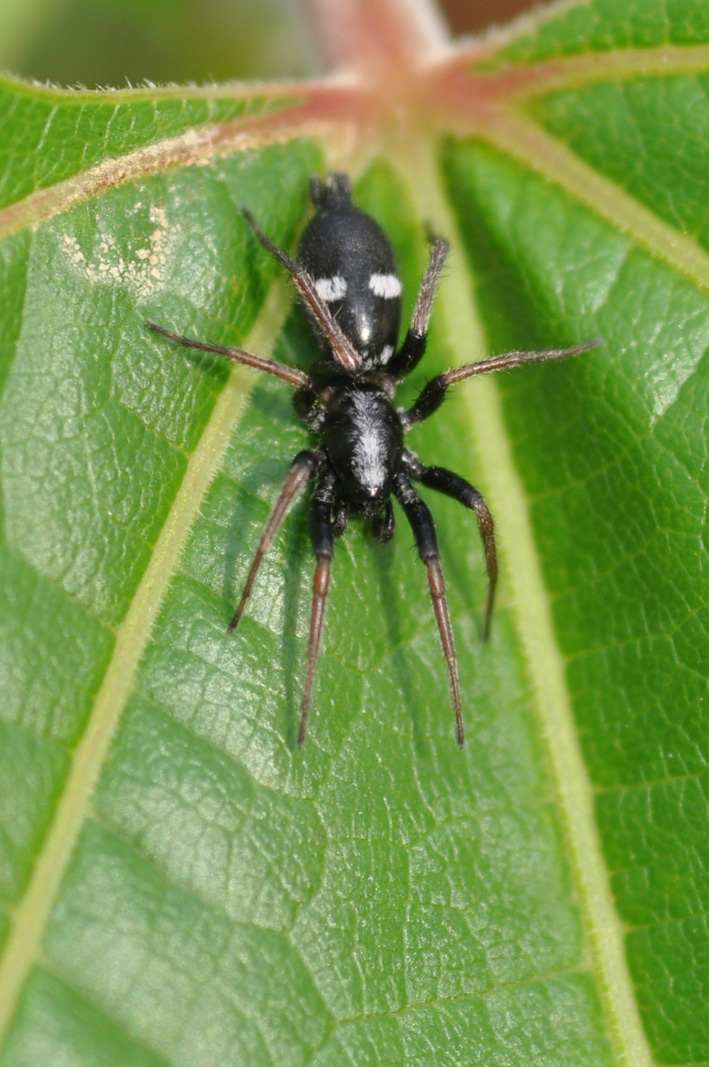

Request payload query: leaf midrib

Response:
[403,141,653,1067]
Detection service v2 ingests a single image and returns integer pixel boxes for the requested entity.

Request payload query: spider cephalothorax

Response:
[147,173,598,748]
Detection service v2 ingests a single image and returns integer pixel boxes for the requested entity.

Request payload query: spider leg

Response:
[241,208,361,375]
[386,237,449,381]
[371,499,395,542]
[393,470,464,748]
[332,495,349,538]
[145,322,312,390]
[403,450,496,639]
[403,338,601,428]
[299,470,338,748]
[230,449,322,632]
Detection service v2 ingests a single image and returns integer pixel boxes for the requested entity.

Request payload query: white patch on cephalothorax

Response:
[377,344,394,365]
[60,203,173,299]
[349,391,387,494]
[315,275,348,302]
[368,273,402,299]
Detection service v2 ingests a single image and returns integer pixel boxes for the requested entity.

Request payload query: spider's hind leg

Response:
[240,207,361,375]
[386,237,449,381]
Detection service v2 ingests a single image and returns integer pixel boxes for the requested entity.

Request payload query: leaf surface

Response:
[0,1,707,1064]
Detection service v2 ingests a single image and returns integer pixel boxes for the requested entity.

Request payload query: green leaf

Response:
[0,1,707,1064]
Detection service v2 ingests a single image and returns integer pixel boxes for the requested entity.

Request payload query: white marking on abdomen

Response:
[368,273,402,299]
[315,275,348,301]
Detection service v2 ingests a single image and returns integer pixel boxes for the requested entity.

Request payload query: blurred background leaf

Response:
[0,0,536,85]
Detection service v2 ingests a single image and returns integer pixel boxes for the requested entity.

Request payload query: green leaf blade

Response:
[1,2,709,1060]
[6,161,610,1064]
[499,0,709,61]
[442,125,709,1062]
[533,76,709,252]
[0,78,286,211]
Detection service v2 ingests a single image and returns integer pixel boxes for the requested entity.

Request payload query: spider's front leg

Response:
[393,470,464,749]
[402,450,497,639]
[230,449,322,631]
[299,469,338,748]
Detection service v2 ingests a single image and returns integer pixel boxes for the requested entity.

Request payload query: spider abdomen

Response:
[323,385,403,508]
[297,190,402,368]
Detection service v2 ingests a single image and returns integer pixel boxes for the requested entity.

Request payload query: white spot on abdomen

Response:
[315,275,348,301]
[368,273,402,299]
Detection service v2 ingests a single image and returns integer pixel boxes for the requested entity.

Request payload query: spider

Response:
[147,173,598,749]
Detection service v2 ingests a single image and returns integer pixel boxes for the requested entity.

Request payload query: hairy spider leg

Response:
[144,322,312,390]
[371,499,396,542]
[387,237,449,380]
[403,450,497,640]
[230,450,322,631]
[404,339,602,427]
[394,470,464,748]
[241,208,362,374]
[299,471,338,747]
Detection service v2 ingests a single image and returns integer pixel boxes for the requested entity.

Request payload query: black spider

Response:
[147,173,598,748]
